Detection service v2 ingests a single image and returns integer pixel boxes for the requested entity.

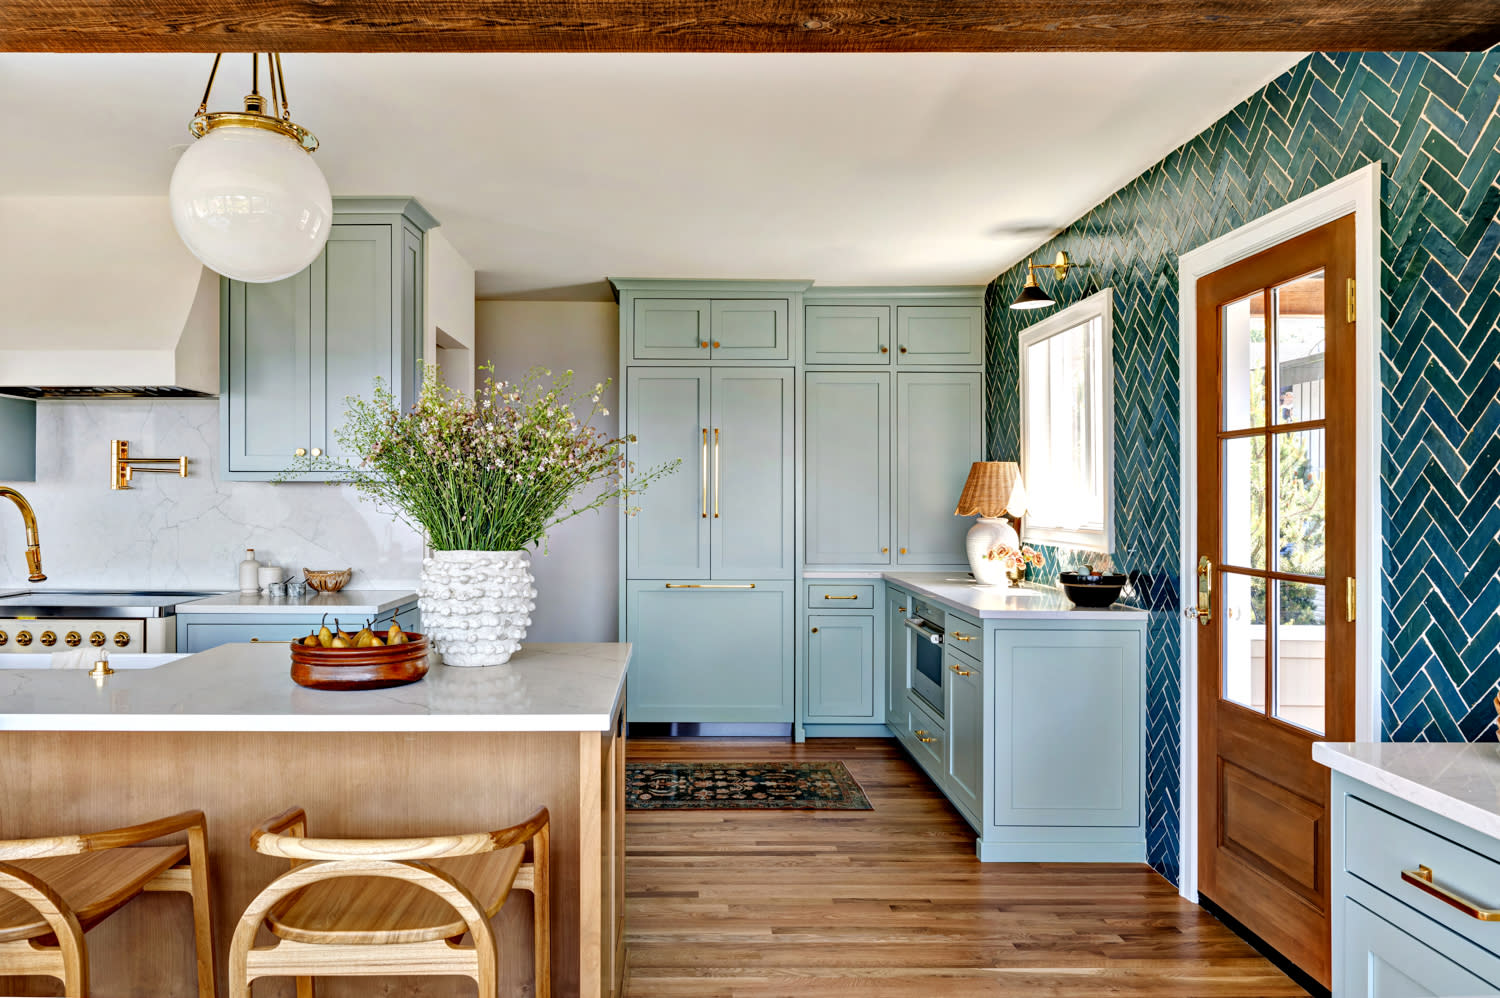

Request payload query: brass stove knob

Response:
[16,630,33,646]
[113,632,131,648]
[0,630,8,646]
[89,631,106,647]
[40,630,57,647]
[65,631,82,647]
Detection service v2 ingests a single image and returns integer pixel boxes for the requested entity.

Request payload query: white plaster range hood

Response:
[0,197,220,399]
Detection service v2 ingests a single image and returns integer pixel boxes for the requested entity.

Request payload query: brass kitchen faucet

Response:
[0,487,46,581]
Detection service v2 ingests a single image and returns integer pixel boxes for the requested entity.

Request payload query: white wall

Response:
[474,301,619,643]
[0,399,424,591]
[424,228,478,396]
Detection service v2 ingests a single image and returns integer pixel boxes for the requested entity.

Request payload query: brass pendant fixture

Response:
[1009,251,1075,310]
[188,53,319,151]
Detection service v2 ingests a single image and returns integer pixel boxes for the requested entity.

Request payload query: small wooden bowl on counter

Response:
[303,568,353,593]
[289,634,430,691]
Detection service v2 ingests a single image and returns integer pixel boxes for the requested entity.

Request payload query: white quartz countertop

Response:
[176,590,418,616]
[1314,742,1500,842]
[804,570,1147,619]
[0,641,629,733]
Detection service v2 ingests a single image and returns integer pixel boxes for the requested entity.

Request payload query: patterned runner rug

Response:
[625,761,873,810]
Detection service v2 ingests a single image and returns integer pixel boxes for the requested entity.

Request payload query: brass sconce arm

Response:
[1027,251,1075,282]
[111,440,190,491]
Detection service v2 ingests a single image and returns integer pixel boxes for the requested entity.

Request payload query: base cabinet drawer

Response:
[906,696,944,774]
[178,607,420,654]
[1342,893,1500,996]
[944,657,983,819]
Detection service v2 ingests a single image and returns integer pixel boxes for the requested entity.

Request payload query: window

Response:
[1018,288,1115,551]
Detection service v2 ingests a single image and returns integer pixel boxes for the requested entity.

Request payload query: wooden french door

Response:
[1196,215,1356,988]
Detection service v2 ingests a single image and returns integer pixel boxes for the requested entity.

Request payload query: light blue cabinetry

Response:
[632,299,711,359]
[805,306,891,364]
[895,372,984,566]
[221,198,436,481]
[1332,772,1500,997]
[711,300,790,360]
[943,642,983,821]
[895,306,984,365]
[176,604,419,654]
[628,294,791,362]
[0,397,36,481]
[625,368,712,579]
[805,372,890,565]
[625,580,793,723]
[710,368,795,578]
[885,587,912,729]
[806,614,875,719]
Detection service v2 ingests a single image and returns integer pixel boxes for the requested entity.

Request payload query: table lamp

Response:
[954,461,1028,587]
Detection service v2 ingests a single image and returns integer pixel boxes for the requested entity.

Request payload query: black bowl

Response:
[1058,572,1127,608]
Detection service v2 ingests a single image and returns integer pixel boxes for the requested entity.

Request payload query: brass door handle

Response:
[712,427,720,519]
[701,428,708,518]
[824,594,859,600]
[1195,555,1212,626]
[1402,865,1500,920]
[952,631,974,642]
[950,664,971,676]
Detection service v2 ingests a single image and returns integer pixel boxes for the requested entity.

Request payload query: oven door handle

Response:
[903,616,943,644]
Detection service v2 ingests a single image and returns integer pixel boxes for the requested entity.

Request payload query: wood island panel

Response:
[0,719,624,998]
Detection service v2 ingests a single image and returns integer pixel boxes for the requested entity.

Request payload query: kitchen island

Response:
[0,641,628,998]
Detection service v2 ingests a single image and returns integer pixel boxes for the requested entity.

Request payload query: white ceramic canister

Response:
[239,548,262,593]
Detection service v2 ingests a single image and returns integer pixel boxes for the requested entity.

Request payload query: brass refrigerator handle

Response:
[664,583,757,589]
[701,428,708,519]
[713,427,720,519]
[1402,865,1500,921]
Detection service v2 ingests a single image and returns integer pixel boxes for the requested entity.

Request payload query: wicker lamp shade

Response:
[953,461,1029,518]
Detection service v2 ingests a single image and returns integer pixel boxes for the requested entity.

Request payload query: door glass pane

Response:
[1275,579,1326,734]
[1276,428,1325,577]
[1222,572,1267,713]
[1273,271,1326,424]
[1223,436,1266,570]
[1222,294,1267,430]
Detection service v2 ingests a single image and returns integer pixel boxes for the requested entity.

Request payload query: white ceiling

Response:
[0,52,1300,300]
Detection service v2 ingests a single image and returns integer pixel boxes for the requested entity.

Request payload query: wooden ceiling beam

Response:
[3,1,1498,54]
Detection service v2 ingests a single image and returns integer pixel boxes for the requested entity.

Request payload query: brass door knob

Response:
[294,447,307,457]
[65,631,81,647]
[89,631,106,647]
[16,631,32,646]
[113,632,131,648]
[40,630,57,647]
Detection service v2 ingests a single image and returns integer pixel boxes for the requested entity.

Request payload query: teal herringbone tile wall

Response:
[985,50,1500,884]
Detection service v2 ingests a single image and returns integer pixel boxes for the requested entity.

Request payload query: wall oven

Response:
[904,598,945,718]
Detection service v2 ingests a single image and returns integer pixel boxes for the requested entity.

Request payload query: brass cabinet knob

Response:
[899,346,908,353]
[40,630,57,647]
[113,631,131,648]
[950,664,972,676]
[89,631,106,647]
[16,630,32,646]
[712,341,721,349]
[0,631,8,646]
[900,547,907,555]
[810,627,819,634]
[700,341,709,348]
[882,547,889,553]
[311,447,322,457]
[881,346,889,353]
[294,447,307,457]
[65,631,81,647]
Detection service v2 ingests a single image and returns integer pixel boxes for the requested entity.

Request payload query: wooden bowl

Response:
[290,634,430,690]
[303,568,353,593]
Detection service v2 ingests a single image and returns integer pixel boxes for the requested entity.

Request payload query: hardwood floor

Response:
[624,737,1307,997]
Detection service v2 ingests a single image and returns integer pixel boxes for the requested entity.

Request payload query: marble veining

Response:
[0,640,629,732]
[0,400,424,591]
[1314,741,1500,842]
[177,590,418,616]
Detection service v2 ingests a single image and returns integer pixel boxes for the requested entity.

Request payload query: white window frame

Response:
[1017,287,1116,552]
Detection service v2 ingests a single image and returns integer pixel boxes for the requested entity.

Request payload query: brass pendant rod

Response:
[250,51,260,96]
[195,53,222,115]
[274,53,291,119]
[267,51,281,116]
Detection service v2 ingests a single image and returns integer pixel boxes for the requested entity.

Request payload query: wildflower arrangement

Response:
[293,366,677,552]
[984,543,1045,575]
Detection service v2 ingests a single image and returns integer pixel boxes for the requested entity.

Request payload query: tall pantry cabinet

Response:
[613,280,985,730]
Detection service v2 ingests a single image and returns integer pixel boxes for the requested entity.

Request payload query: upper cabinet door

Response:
[710,368,794,578]
[805,372,890,565]
[626,368,712,579]
[805,305,891,365]
[896,306,984,365]
[896,372,983,565]
[632,299,712,360]
[319,224,394,462]
[223,265,315,474]
[710,299,790,360]
[0,397,36,482]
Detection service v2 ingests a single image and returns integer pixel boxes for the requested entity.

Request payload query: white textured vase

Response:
[965,516,1020,588]
[419,549,537,667]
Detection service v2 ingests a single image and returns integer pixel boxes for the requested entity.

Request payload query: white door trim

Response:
[1176,161,1383,903]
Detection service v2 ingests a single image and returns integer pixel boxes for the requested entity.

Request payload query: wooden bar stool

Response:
[0,810,216,997]
[229,805,549,998]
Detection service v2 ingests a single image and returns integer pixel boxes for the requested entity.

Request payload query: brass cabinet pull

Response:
[1402,865,1500,920]
[664,583,756,589]
[950,664,971,676]
[914,729,927,736]
[918,736,935,743]
[1195,555,1212,626]
[700,428,708,518]
[712,427,720,519]
[897,606,907,613]
[952,631,974,642]
[824,594,859,600]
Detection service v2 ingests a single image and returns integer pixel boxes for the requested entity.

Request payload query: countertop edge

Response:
[1313,742,1500,841]
[801,571,1148,618]
[0,713,618,733]
[176,591,420,615]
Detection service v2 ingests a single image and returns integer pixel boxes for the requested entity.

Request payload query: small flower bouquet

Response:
[984,543,1045,581]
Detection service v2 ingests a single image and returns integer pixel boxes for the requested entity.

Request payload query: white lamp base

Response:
[966,516,1020,587]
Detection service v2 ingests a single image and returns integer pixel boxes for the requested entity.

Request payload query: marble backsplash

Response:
[0,399,423,591]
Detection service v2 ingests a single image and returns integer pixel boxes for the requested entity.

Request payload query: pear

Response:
[386,622,407,646]
[302,634,321,647]
[354,626,377,648]
[317,614,334,648]
[370,635,385,646]
[330,632,350,649]
[334,619,357,644]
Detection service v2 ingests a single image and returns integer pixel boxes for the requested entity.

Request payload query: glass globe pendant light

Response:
[169,53,332,283]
